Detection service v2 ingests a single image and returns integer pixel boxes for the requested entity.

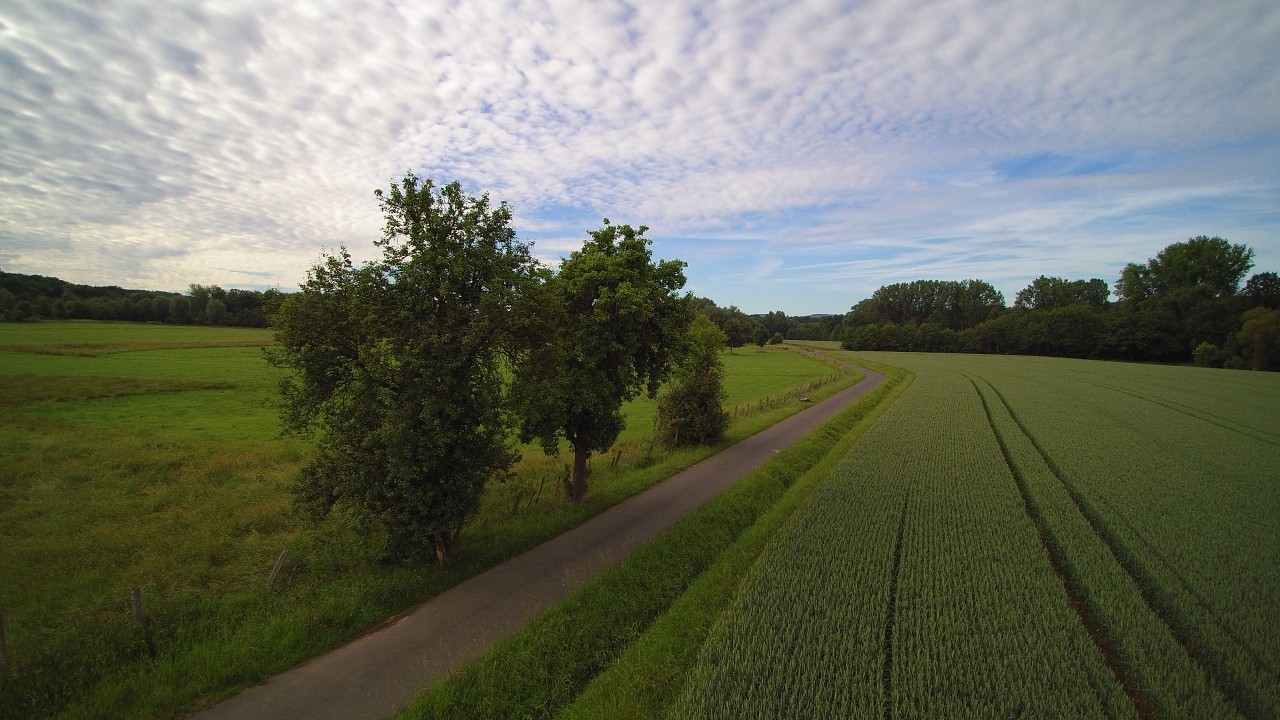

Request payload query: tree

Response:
[752,324,769,348]
[515,220,690,502]
[1118,236,1254,301]
[1193,342,1220,368]
[1015,276,1110,310]
[721,315,755,350]
[267,173,538,563]
[1150,236,1253,298]
[1244,272,1280,309]
[656,314,730,446]
[850,279,1005,331]
[205,298,227,325]
[171,296,192,324]
[1238,307,1280,371]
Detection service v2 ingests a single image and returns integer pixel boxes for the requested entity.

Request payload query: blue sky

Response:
[1,0,1277,315]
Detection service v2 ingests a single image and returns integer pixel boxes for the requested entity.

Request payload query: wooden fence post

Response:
[0,610,8,675]
[130,587,142,626]
[266,549,289,591]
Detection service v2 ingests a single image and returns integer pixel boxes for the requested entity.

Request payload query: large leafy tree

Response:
[267,173,538,564]
[1116,235,1254,302]
[852,279,1005,331]
[1014,276,1110,310]
[515,220,691,502]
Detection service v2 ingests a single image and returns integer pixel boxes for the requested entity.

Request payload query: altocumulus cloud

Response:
[1,0,1277,312]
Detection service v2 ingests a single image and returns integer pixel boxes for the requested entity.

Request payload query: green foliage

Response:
[655,315,729,447]
[560,360,911,720]
[1244,271,1280,309]
[1014,275,1110,310]
[1117,235,1254,301]
[0,271,274,326]
[848,278,1005,331]
[267,173,539,562]
[514,220,690,502]
[1238,307,1280,371]
[1193,341,1220,367]
[768,332,783,345]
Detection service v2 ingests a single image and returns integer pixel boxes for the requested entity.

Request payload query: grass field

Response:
[0,321,854,720]
[669,351,1279,719]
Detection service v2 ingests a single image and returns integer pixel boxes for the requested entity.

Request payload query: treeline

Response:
[838,236,1280,371]
[0,271,278,327]
[692,298,844,346]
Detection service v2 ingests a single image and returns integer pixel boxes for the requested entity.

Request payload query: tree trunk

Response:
[433,533,449,567]
[570,443,590,503]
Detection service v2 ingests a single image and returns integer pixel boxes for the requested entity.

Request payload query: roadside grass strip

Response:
[556,360,912,720]
[395,365,906,720]
[672,359,1127,719]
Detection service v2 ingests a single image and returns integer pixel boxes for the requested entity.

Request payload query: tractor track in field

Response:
[1071,376,1279,448]
[976,375,1269,720]
[188,360,886,720]
[968,374,1149,720]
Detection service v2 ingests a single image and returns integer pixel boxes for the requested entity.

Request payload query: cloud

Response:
[0,0,1277,312]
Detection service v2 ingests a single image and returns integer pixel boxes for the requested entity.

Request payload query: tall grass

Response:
[0,322,855,720]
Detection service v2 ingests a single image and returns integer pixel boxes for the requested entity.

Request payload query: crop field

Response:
[672,352,1279,719]
[0,321,851,720]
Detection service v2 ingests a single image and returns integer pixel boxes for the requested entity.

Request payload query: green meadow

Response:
[0,321,854,720]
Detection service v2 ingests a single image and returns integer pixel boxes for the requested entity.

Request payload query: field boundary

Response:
[557,357,913,720]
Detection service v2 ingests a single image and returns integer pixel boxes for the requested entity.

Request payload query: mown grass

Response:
[397,359,911,720]
[0,322,855,720]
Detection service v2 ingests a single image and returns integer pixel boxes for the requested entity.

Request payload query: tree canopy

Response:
[1014,276,1110,310]
[1116,235,1254,302]
[267,173,539,563]
[515,220,691,502]
[848,279,1005,331]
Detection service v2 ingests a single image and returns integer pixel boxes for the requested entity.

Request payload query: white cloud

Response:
[0,0,1277,310]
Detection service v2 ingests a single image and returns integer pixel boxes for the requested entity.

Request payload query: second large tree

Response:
[516,220,691,502]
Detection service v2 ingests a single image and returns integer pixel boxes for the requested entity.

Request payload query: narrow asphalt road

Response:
[191,360,885,720]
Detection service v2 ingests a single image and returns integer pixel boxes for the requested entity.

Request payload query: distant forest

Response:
[3,235,1277,369]
[0,272,277,327]
[830,237,1279,371]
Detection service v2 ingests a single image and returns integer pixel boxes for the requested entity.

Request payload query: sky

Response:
[2,0,1278,315]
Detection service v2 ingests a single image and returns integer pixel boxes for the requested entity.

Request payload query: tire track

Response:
[982,378,1270,720]
[968,375,1143,720]
[1070,376,1278,448]
[880,497,908,720]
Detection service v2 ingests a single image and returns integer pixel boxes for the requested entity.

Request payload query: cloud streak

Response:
[1,0,1277,312]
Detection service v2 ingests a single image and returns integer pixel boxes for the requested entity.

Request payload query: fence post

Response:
[0,610,8,675]
[266,549,289,591]
[130,587,143,626]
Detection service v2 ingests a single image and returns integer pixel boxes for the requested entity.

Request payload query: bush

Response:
[656,316,730,447]
[1193,341,1220,367]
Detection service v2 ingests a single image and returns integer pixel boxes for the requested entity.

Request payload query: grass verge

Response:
[0,325,858,720]
[397,358,911,720]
